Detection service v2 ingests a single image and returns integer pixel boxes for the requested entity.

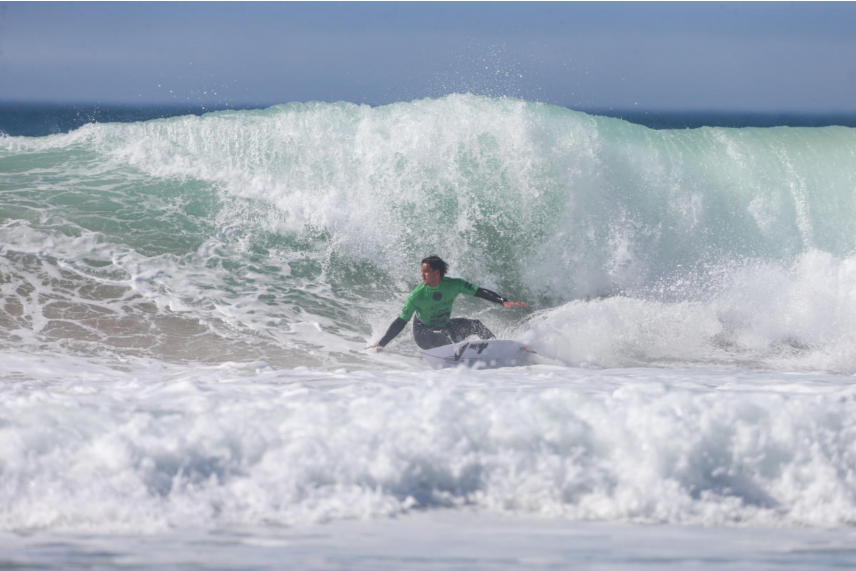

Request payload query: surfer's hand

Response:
[503,301,526,309]
[366,343,383,351]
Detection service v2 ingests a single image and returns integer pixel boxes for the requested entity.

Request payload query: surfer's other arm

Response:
[474,287,526,309]
[367,317,408,350]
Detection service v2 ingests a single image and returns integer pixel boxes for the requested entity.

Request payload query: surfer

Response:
[366,255,526,351]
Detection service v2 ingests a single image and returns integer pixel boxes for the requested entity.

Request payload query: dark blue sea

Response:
[3,101,856,137]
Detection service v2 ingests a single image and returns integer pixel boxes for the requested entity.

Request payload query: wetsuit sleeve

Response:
[474,287,508,305]
[456,278,478,296]
[378,317,407,347]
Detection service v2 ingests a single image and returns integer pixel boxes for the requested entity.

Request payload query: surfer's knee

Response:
[472,320,496,339]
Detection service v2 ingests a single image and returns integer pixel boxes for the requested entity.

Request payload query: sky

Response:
[1,1,855,111]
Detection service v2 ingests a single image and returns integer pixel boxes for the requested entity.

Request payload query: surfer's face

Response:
[421,263,442,287]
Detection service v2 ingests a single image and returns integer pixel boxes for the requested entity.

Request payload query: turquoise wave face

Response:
[2,95,856,370]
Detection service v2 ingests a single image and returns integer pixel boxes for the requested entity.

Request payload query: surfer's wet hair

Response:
[421,255,448,278]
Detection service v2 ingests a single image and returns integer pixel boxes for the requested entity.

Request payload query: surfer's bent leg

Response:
[448,318,495,341]
[412,317,454,349]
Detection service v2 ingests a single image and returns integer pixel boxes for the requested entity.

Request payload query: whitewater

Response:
[2,94,856,569]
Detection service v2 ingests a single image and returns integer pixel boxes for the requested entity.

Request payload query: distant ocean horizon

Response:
[3,100,856,137]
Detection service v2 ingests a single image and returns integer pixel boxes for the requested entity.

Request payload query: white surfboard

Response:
[421,339,536,370]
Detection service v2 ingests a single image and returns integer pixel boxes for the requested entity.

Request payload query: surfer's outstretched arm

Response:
[366,317,407,350]
[474,288,526,309]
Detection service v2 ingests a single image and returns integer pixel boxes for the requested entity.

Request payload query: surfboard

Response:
[421,339,536,370]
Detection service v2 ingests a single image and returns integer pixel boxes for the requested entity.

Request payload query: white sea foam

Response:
[519,249,856,372]
[2,352,855,533]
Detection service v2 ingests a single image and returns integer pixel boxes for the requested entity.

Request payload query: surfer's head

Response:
[421,255,447,287]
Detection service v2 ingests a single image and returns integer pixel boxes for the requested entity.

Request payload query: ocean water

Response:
[2,94,856,569]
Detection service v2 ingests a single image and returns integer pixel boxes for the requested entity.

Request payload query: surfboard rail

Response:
[420,339,536,369]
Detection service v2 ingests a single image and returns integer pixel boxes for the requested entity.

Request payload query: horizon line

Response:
[2,99,856,117]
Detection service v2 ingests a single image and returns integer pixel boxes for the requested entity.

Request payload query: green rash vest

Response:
[399,277,478,328]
